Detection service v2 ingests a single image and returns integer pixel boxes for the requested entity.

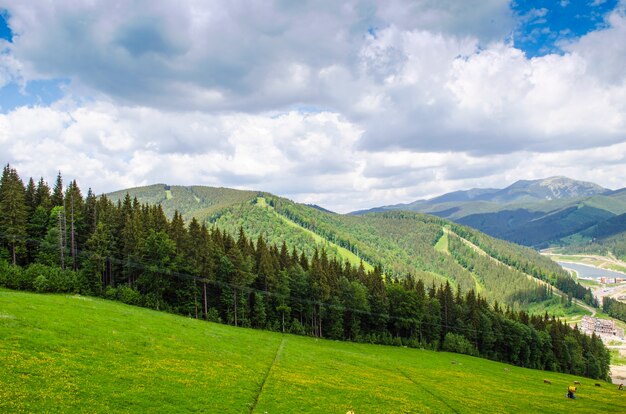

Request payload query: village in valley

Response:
[550,254,626,384]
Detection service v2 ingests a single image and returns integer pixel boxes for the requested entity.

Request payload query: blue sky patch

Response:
[512,0,619,57]
[0,80,68,113]
[0,9,12,42]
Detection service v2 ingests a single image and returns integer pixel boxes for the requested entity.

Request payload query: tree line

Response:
[602,296,626,324]
[0,165,610,380]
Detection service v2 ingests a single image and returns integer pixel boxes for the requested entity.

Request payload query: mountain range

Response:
[352,177,626,250]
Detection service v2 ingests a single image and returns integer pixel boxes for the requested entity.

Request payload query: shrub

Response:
[117,285,142,306]
[289,318,306,335]
[442,333,478,356]
[24,264,80,294]
[33,275,49,293]
[104,287,118,300]
[1,263,31,290]
[206,308,221,323]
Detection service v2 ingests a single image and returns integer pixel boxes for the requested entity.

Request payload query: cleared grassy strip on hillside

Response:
[526,296,592,320]
[108,184,259,222]
[257,197,374,272]
[1,290,624,413]
[434,229,449,254]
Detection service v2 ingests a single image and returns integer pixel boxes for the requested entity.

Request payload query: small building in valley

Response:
[579,316,624,339]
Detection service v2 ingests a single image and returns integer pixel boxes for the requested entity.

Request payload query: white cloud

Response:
[1,100,625,213]
[0,1,624,212]
[0,101,365,208]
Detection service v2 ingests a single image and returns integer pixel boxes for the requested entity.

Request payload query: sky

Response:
[0,1,625,213]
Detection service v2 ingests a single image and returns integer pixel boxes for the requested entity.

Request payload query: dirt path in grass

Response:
[249,337,285,413]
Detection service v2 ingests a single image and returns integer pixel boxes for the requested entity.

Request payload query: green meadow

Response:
[1,289,624,413]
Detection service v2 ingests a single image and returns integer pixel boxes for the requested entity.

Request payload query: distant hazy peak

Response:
[352,176,611,215]
[505,176,607,201]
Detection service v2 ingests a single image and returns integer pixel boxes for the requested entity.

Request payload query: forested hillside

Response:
[556,217,626,262]
[212,194,596,308]
[104,180,599,309]
[107,182,597,309]
[0,165,610,379]
[0,163,594,313]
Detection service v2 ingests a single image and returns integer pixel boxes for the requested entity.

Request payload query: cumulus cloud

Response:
[0,101,365,208]
[0,1,512,111]
[1,100,625,213]
[356,19,626,154]
[0,0,624,212]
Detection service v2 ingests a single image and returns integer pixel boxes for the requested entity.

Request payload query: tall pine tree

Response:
[0,165,28,264]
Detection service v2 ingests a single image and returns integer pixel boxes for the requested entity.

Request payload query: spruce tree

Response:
[83,188,97,236]
[25,177,37,215]
[51,171,64,206]
[0,165,28,264]
[65,180,84,270]
[34,177,52,210]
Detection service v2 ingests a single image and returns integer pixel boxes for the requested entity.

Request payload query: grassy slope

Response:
[1,290,624,413]
[256,197,374,271]
[434,229,449,253]
[107,184,258,223]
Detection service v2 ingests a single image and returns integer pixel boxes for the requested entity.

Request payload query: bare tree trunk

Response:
[234,290,238,327]
[203,282,208,319]
[319,304,323,338]
[59,213,65,270]
[12,244,16,265]
[70,194,76,271]
[194,280,198,319]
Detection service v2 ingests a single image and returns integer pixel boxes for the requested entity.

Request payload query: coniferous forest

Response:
[0,165,611,380]
[603,296,626,324]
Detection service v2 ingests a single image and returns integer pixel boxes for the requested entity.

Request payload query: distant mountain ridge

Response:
[352,177,626,249]
[358,177,608,212]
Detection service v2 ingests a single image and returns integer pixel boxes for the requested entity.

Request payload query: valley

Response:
[543,253,626,384]
[547,253,626,306]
